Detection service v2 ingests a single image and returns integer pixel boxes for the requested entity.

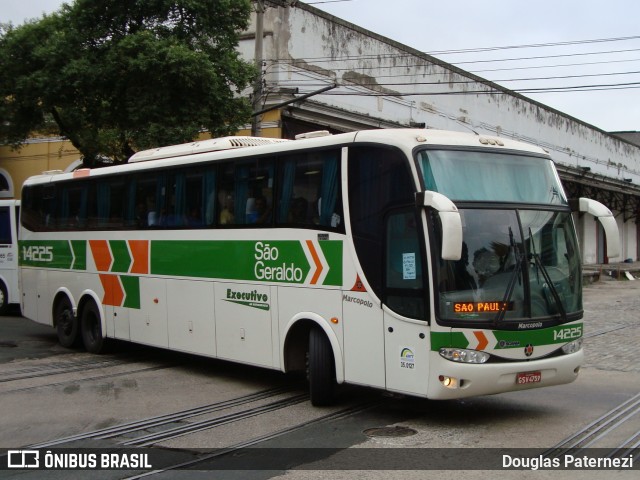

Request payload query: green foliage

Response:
[0,0,256,165]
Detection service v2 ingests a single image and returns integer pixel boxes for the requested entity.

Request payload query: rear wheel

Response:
[54,297,80,348]
[81,301,108,354]
[0,281,8,316]
[308,326,336,406]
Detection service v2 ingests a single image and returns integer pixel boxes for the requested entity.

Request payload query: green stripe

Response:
[110,240,131,273]
[493,323,583,348]
[19,240,73,269]
[319,241,342,286]
[151,240,342,286]
[121,276,140,309]
[431,332,468,350]
[19,239,344,287]
[20,239,86,270]
[431,323,583,351]
[70,240,86,270]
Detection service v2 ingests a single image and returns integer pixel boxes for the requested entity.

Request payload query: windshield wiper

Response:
[494,227,524,325]
[528,228,567,321]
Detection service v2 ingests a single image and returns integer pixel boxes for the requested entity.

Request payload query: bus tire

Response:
[0,281,8,316]
[81,301,108,354]
[308,326,336,406]
[55,297,80,348]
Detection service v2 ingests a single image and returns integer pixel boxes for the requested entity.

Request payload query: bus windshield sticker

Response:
[402,253,416,280]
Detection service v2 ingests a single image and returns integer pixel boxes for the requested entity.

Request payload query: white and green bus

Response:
[0,199,20,315]
[19,129,619,405]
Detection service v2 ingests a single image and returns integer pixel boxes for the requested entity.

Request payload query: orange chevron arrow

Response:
[474,331,489,350]
[90,240,112,272]
[129,240,149,274]
[306,240,323,285]
[99,274,124,307]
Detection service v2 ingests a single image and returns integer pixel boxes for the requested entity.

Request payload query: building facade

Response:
[237,2,640,263]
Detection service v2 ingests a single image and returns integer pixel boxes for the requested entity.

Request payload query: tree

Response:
[0,0,256,166]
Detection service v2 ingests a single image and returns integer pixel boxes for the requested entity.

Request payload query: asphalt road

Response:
[0,277,638,479]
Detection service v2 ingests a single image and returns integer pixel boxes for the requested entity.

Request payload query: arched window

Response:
[0,169,14,198]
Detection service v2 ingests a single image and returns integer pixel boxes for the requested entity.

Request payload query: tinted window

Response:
[277,149,343,231]
[0,207,11,244]
[348,146,416,297]
[217,158,274,226]
[385,208,426,320]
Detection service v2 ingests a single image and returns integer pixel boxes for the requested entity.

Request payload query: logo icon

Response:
[524,344,534,357]
[400,347,416,369]
[8,450,39,469]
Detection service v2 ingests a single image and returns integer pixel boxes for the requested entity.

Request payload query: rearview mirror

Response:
[416,191,462,261]
[579,198,620,260]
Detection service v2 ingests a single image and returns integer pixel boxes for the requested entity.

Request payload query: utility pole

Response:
[251,0,265,137]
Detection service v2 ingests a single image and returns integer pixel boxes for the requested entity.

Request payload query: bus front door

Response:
[383,312,429,396]
[382,208,430,396]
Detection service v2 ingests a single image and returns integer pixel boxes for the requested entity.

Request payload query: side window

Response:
[385,209,427,320]
[156,168,216,229]
[148,172,188,229]
[87,177,126,229]
[58,184,88,229]
[163,172,188,228]
[219,158,274,226]
[218,163,236,226]
[108,180,126,229]
[184,170,214,228]
[277,149,343,231]
[41,185,57,230]
[0,207,10,244]
[132,176,158,228]
[348,146,416,296]
[21,186,41,231]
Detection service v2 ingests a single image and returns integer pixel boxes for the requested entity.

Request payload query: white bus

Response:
[18,129,619,405]
[0,199,20,315]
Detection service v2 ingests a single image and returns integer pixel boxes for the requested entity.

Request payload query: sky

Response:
[3,0,639,132]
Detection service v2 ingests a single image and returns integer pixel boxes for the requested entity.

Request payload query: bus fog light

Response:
[561,338,583,354]
[439,375,458,388]
[439,347,490,364]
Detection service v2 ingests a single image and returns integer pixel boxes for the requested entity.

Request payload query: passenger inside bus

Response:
[288,197,308,223]
[219,194,234,225]
[248,196,272,224]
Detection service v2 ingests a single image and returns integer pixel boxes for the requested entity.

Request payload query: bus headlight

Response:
[439,348,490,364]
[561,338,583,355]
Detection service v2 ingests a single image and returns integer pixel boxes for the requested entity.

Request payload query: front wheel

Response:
[55,297,80,348]
[308,326,336,406]
[81,301,108,354]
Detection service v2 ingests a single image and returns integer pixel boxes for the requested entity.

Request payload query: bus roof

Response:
[22,129,549,186]
[129,136,291,163]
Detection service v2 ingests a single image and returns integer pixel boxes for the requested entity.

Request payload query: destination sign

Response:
[453,301,513,313]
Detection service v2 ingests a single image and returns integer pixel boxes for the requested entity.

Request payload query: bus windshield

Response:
[436,208,582,323]
[418,149,567,205]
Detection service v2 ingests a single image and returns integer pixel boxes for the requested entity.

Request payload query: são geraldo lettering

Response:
[254,241,303,282]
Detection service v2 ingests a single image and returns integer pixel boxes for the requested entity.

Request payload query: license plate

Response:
[516,371,542,385]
